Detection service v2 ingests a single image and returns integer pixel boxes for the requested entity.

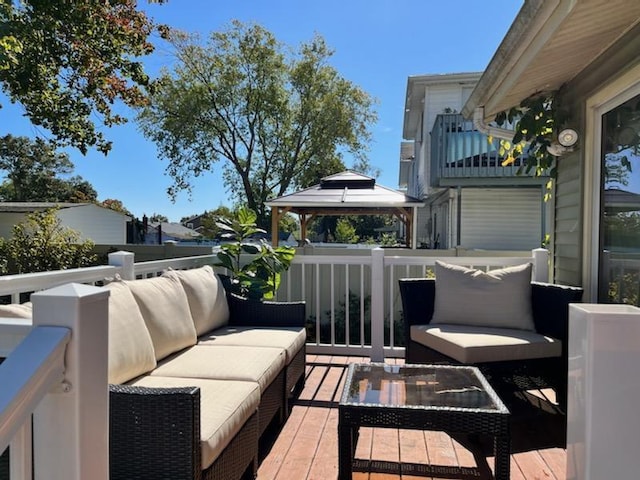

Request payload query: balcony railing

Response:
[0,247,549,479]
[430,113,541,187]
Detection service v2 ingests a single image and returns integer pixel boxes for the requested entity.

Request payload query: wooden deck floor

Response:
[257,355,567,480]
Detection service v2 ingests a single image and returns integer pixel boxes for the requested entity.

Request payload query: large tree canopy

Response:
[0,134,97,202]
[138,20,377,227]
[0,0,164,154]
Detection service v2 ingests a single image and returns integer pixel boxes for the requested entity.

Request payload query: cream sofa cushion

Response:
[105,282,157,384]
[163,266,229,335]
[411,324,561,364]
[125,275,197,361]
[128,375,260,470]
[197,326,305,363]
[431,261,535,331]
[0,302,33,318]
[151,345,286,391]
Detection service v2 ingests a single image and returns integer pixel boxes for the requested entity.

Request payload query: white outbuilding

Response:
[0,202,131,244]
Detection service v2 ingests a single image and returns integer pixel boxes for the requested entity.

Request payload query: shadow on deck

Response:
[257,355,567,480]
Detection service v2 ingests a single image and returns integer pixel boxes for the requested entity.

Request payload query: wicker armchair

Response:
[398,278,583,409]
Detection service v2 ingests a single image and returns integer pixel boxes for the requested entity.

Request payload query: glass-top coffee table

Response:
[338,363,510,480]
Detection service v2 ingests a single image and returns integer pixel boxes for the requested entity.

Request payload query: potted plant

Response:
[214,207,296,300]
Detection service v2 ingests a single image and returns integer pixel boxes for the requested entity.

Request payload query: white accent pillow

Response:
[163,266,229,336]
[125,275,197,361]
[431,261,535,331]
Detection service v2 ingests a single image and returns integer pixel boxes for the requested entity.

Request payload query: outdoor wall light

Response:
[547,128,579,156]
[558,128,579,147]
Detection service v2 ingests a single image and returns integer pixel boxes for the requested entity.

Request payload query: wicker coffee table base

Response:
[337,364,511,480]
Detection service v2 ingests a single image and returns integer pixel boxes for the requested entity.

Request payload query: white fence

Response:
[0,247,549,480]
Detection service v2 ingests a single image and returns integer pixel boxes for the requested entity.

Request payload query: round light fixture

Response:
[558,128,578,147]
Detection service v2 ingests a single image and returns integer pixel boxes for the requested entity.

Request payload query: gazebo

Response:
[265,171,424,248]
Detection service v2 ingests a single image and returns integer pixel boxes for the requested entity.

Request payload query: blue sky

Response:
[0,0,522,222]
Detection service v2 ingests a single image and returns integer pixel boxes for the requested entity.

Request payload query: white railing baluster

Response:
[10,421,32,480]
[370,248,385,361]
[315,263,320,346]
[359,264,364,347]
[330,264,335,346]
[345,265,350,347]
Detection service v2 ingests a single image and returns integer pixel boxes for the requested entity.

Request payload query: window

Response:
[599,93,640,304]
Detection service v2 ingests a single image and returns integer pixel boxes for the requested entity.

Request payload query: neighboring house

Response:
[0,202,130,244]
[461,0,640,303]
[145,221,202,244]
[182,213,208,234]
[401,72,550,250]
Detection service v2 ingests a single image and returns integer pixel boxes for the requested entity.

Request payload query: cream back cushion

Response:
[0,303,33,318]
[126,275,197,360]
[431,261,535,331]
[163,266,229,335]
[105,282,157,384]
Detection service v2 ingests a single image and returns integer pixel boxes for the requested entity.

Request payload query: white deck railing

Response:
[0,246,549,479]
[277,247,548,360]
[1,284,110,480]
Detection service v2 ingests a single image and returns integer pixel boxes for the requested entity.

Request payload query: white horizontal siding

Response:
[0,213,28,239]
[460,188,543,250]
[57,205,128,244]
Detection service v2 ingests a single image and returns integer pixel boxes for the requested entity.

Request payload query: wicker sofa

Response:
[398,268,583,409]
[106,265,306,480]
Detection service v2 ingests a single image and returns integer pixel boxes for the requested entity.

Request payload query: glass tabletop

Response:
[340,363,506,411]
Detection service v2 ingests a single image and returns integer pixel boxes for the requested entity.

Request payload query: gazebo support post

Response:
[271,206,280,247]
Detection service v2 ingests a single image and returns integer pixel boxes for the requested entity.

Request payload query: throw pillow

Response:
[430,261,535,331]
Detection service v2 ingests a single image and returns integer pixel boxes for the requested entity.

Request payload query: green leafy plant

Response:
[494,92,566,200]
[215,207,296,300]
[0,208,96,275]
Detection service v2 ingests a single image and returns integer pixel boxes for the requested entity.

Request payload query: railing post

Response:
[370,248,385,362]
[531,248,550,283]
[31,283,110,480]
[108,250,135,280]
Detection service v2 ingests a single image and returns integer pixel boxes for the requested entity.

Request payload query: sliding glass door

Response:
[599,93,640,304]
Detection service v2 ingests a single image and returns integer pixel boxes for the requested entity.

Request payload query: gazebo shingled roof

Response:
[265,171,424,247]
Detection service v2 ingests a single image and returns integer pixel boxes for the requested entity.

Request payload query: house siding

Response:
[554,22,640,288]
[553,151,582,286]
[0,212,28,239]
[57,204,128,244]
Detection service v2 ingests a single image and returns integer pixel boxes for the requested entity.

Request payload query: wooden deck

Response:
[257,355,567,480]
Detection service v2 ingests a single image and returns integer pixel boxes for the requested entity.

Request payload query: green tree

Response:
[149,213,169,223]
[0,134,97,202]
[0,208,96,274]
[100,198,133,217]
[0,0,165,154]
[334,217,359,243]
[138,21,377,227]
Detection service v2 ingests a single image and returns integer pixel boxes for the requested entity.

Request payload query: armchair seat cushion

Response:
[197,326,306,363]
[410,323,562,364]
[151,345,286,391]
[128,375,260,470]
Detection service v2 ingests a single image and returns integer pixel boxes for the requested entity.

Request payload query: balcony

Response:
[0,247,583,480]
[429,114,546,188]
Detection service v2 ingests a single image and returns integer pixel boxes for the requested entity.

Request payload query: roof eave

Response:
[462,0,561,121]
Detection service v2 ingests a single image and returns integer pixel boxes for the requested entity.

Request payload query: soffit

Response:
[463,0,640,122]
